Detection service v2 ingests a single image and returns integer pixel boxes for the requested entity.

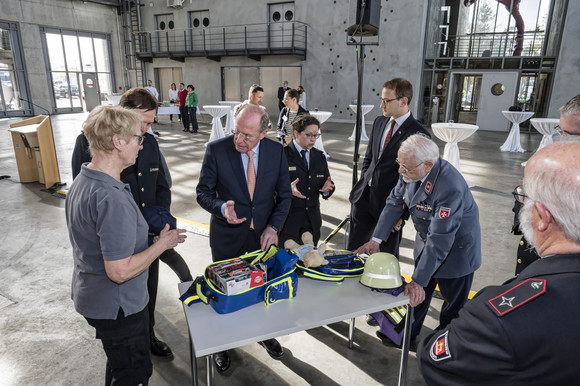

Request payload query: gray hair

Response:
[524,141,580,244]
[399,134,439,164]
[559,94,580,117]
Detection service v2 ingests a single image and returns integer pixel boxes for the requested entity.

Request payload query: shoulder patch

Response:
[424,181,433,194]
[488,278,546,316]
[429,330,452,362]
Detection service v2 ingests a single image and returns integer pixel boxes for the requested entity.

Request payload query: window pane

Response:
[63,34,81,71]
[46,33,66,71]
[70,73,81,108]
[79,36,96,72]
[98,72,112,103]
[94,37,110,73]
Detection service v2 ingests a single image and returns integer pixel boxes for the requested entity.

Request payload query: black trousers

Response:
[85,308,152,386]
[159,247,192,282]
[347,185,402,257]
[212,227,260,262]
[188,106,199,132]
[179,106,189,130]
[411,272,474,339]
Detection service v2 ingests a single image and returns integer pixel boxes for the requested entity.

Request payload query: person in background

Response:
[234,84,265,117]
[71,88,192,360]
[418,140,580,384]
[145,80,159,101]
[186,84,199,134]
[196,104,292,373]
[177,83,189,132]
[168,82,180,123]
[276,88,308,145]
[512,94,580,275]
[277,80,289,111]
[66,105,186,385]
[279,114,334,246]
[297,85,307,110]
[356,134,481,350]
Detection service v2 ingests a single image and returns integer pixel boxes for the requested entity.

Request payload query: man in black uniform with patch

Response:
[71,88,191,359]
[418,140,580,384]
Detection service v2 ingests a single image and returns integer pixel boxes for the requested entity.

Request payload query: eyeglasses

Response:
[395,159,424,172]
[554,124,578,136]
[302,133,321,139]
[512,185,529,204]
[381,97,401,105]
[234,131,255,142]
[133,134,145,145]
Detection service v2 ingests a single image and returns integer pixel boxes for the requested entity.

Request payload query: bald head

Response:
[522,140,580,251]
[558,95,580,136]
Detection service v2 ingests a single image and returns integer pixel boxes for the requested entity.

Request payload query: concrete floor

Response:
[0,112,540,385]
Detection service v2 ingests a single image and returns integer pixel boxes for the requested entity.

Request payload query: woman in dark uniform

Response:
[279,115,335,246]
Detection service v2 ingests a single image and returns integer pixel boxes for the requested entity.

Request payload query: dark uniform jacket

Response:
[349,113,430,217]
[196,136,292,260]
[280,141,334,244]
[374,157,481,287]
[418,253,580,385]
[71,132,171,210]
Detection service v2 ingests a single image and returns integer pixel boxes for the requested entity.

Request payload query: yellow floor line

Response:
[402,273,477,300]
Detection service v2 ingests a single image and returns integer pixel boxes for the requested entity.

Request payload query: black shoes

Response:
[366,314,379,326]
[190,130,197,133]
[214,351,231,373]
[258,338,284,359]
[151,336,173,358]
[376,331,418,352]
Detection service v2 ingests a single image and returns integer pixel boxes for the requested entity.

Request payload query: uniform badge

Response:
[149,167,159,172]
[316,174,325,178]
[289,166,296,171]
[438,207,451,219]
[425,181,433,194]
[416,202,433,212]
[429,330,452,361]
[488,278,546,316]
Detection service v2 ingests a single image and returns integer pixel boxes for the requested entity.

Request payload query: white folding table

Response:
[179,277,412,386]
[348,105,374,143]
[309,110,332,158]
[500,111,534,152]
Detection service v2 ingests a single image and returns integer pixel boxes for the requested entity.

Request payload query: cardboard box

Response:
[208,259,267,295]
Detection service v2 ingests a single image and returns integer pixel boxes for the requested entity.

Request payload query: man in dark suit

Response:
[196,104,292,372]
[71,88,190,359]
[279,114,335,246]
[277,80,289,111]
[348,78,430,257]
[357,134,481,348]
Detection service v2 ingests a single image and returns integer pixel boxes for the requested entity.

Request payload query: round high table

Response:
[106,94,122,106]
[521,118,560,166]
[500,111,534,152]
[348,104,374,143]
[203,105,230,145]
[309,110,332,158]
[218,101,241,135]
[431,123,479,181]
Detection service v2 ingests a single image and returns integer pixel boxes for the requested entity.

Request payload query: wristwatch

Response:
[269,224,280,233]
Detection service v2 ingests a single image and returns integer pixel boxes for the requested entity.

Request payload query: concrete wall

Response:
[140,0,429,123]
[2,0,124,114]
[548,0,580,117]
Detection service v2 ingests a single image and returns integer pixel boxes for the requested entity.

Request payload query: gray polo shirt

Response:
[65,164,149,319]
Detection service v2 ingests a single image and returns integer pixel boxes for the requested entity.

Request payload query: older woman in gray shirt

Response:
[65,105,186,385]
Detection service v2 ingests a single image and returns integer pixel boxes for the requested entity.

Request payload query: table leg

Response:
[348,317,355,348]
[189,330,198,386]
[397,305,413,386]
[206,354,214,386]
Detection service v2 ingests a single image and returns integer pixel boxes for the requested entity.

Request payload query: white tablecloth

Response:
[203,105,230,144]
[348,104,374,143]
[157,106,180,115]
[500,111,534,152]
[431,123,479,179]
[310,111,332,158]
[218,101,241,135]
[520,118,560,166]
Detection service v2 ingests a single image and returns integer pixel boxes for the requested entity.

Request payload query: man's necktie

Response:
[383,119,396,150]
[247,150,256,228]
[300,149,308,169]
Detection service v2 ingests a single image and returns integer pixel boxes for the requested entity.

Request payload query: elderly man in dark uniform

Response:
[196,104,292,373]
[279,114,335,246]
[357,134,481,348]
[419,140,580,384]
[71,88,191,359]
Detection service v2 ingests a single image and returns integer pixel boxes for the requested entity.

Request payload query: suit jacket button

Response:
[423,217,426,220]
[423,239,427,242]
[517,258,522,264]
[141,188,144,192]
[141,203,145,207]
[519,240,524,246]
[138,172,142,176]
